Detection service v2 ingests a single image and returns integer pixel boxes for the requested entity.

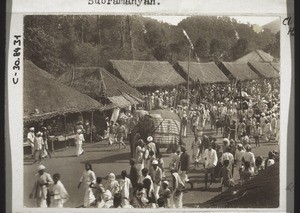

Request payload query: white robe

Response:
[171,172,184,208]
[75,133,85,156]
[203,149,218,169]
[80,170,96,207]
[50,180,69,207]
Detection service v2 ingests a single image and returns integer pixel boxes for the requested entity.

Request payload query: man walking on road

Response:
[27,127,35,158]
[203,143,218,190]
[129,158,139,189]
[119,170,132,205]
[147,136,157,158]
[75,129,85,157]
[29,165,53,208]
[34,132,44,163]
[181,112,188,137]
[150,160,162,201]
[77,163,96,208]
[234,143,245,179]
[179,147,193,189]
[108,121,117,146]
[49,173,69,207]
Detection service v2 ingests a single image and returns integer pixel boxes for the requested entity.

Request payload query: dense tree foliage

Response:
[24,15,279,77]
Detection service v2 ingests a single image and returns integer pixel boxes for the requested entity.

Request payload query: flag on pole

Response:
[182,29,200,62]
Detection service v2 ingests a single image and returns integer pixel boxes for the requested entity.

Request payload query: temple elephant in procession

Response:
[129,110,181,158]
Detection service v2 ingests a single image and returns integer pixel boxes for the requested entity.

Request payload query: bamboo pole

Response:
[91,111,94,143]
[187,48,191,102]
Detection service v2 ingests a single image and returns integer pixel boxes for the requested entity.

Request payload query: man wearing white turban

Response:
[27,127,35,158]
[29,165,53,208]
[75,129,85,156]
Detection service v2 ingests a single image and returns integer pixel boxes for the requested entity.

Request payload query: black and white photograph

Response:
[21,14,283,209]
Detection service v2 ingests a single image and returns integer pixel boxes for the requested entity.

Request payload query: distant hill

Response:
[263,19,280,33]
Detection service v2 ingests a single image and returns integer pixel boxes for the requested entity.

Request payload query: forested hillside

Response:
[24,15,279,77]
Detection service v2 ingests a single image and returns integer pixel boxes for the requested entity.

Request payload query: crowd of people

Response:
[188,135,279,192]
[28,134,186,208]
[26,109,138,160]
[27,78,280,208]
[26,127,51,162]
[29,133,279,208]
[171,79,280,145]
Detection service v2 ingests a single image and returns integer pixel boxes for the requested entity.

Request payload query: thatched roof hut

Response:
[24,60,104,122]
[219,62,259,81]
[199,163,279,208]
[58,67,144,108]
[109,60,186,88]
[248,62,280,78]
[234,50,274,63]
[175,61,229,83]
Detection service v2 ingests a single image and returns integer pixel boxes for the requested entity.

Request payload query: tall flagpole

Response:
[187,48,191,102]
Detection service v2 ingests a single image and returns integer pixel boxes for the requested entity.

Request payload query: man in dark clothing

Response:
[129,158,138,189]
[179,147,193,189]
[201,135,210,153]
[229,120,236,141]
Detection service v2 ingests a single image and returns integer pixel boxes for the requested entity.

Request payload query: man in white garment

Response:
[221,147,234,176]
[242,144,255,172]
[78,163,96,207]
[119,170,132,205]
[147,136,156,158]
[49,173,69,207]
[29,165,53,208]
[234,143,245,179]
[263,119,272,142]
[34,132,44,163]
[27,127,35,158]
[203,143,218,190]
[150,160,162,201]
[270,114,277,140]
[220,102,227,118]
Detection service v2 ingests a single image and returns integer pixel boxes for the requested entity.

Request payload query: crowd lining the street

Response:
[27,78,280,208]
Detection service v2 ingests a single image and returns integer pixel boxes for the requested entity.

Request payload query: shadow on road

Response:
[84,149,116,153]
[54,155,77,158]
[80,152,131,164]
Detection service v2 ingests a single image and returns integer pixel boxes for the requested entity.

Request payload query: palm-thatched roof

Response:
[176,61,229,83]
[109,60,186,87]
[58,67,144,108]
[248,62,280,78]
[108,96,132,108]
[24,60,104,122]
[271,62,280,72]
[199,163,279,208]
[220,62,259,81]
[234,50,274,63]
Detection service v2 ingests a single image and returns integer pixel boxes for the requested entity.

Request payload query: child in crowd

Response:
[159,180,171,208]
[49,173,69,208]
[90,177,105,208]
[241,161,254,185]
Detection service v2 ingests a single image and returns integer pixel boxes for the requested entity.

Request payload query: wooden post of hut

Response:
[64,115,67,149]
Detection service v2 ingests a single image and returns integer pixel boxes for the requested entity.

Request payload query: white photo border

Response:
[6,0,294,212]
